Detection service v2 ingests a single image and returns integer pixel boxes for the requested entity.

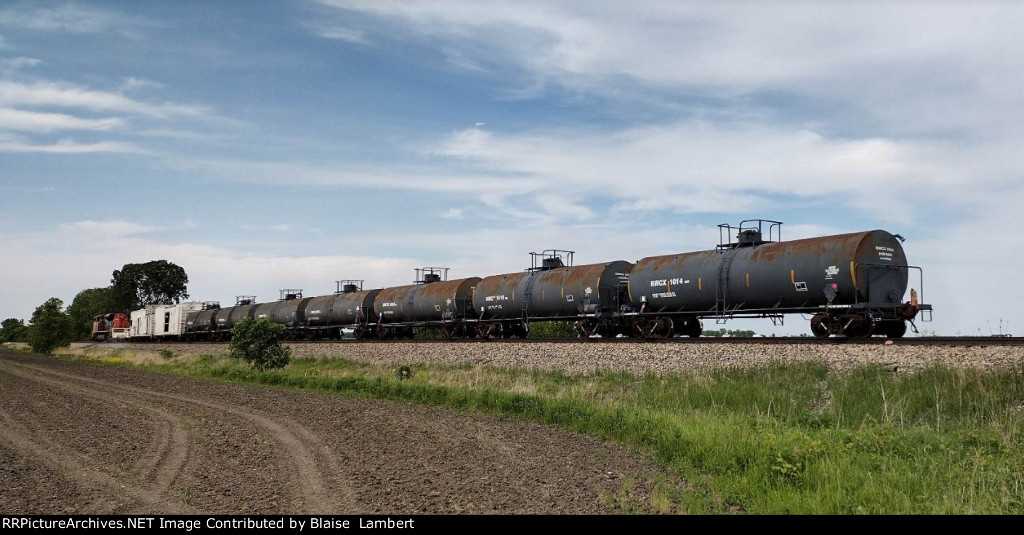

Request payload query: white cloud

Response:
[0,107,124,133]
[0,56,39,73]
[441,208,464,220]
[0,221,426,321]
[309,24,372,45]
[0,81,211,119]
[318,2,1024,136]
[0,138,147,154]
[0,3,134,35]
[168,157,543,195]
[59,220,159,238]
[120,76,164,92]
[426,123,993,223]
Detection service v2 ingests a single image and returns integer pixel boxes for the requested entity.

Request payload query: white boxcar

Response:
[130,306,156,339]
[151,302,205,338]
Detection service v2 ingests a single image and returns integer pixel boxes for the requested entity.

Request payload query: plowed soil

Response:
[0,350,671,514]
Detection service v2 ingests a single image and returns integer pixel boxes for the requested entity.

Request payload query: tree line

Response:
[0,260,189,354]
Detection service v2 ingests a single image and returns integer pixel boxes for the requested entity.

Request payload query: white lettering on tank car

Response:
[875,245,895,261]
[651,292,677,299]
[485,295,509,302]
[825,265,839,279]
[650,280,667,287]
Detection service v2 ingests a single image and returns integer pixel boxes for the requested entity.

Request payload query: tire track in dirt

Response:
[0,364,191,501]
[3,359,354,513]
[0,404,186,514]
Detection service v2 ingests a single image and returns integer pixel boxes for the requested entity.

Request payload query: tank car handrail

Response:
[852,263,930,318]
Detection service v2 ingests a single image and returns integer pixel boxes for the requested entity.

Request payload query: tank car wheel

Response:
[575,321,587,337]
[844,316,874,338]
[377,326,392,340]
[477,322,502,339]
[578,319,601,337]
[878,320,907,339]
[630,318,646,338]
[654,317,674,338]
[442,323,458,339]
[810,313,832,338]
[501,324,515,338]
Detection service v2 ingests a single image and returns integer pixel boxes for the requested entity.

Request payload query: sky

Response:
[0,1,1021,336]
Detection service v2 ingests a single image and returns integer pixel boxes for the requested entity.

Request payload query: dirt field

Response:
[0,349,671,514]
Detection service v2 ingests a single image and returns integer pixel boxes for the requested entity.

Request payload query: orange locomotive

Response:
[91,312,130,341]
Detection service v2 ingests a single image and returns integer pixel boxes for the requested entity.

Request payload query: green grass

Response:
[76,351,1024,514]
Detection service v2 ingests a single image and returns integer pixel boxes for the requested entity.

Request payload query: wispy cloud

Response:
[0,81,212,119]
[308,24,372,45]
[0,107,123,133]
[59,220,160,237]
[237,223,322,234]
[0,185,56,193]
[317,2,1024,136]
[0,2,144,36]
[169,157,543,195]
[0,138,147,154]
[441,208,464,220]
[426,122,1011,223]
[119,76,164,92]
[0,56,41,73]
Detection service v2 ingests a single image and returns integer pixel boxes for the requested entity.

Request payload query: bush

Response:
[27,298,73,355]
[1,318,29,343]
[528,321,580,338]
[229,318,291,371]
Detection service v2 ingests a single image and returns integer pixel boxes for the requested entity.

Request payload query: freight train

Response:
[108,220,932,341]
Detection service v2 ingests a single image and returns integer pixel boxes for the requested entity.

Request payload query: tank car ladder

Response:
[520,270,541,326]
[715,247,740,323]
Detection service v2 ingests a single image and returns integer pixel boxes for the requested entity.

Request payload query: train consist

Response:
[110,220,932,341]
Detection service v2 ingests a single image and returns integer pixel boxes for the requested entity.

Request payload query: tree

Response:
[110,260,189,312]
[701,328,756,338]
[66,287,116,341]
[27,298,73,355]
[229,317,291,372]
[1,318,29,343]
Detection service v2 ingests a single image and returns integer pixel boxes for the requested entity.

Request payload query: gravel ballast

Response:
[98,341,1024,375]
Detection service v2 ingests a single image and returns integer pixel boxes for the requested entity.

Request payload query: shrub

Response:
[229,318,291,371]
[1,318,29,343]
[27,298,73,355]
[528,321,580,338]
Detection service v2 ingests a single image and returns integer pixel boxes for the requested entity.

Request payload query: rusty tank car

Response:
[371,268,481,339]
[472,251,632,338]
[626,220,927,338]
[304,281,381,339]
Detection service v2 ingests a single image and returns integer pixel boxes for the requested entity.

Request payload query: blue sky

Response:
[1,1,1021,336]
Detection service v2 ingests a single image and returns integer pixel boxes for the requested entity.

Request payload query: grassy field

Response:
[59,348,1024,514]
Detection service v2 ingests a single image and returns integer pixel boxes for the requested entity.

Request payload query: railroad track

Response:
[120,336,1023,347]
